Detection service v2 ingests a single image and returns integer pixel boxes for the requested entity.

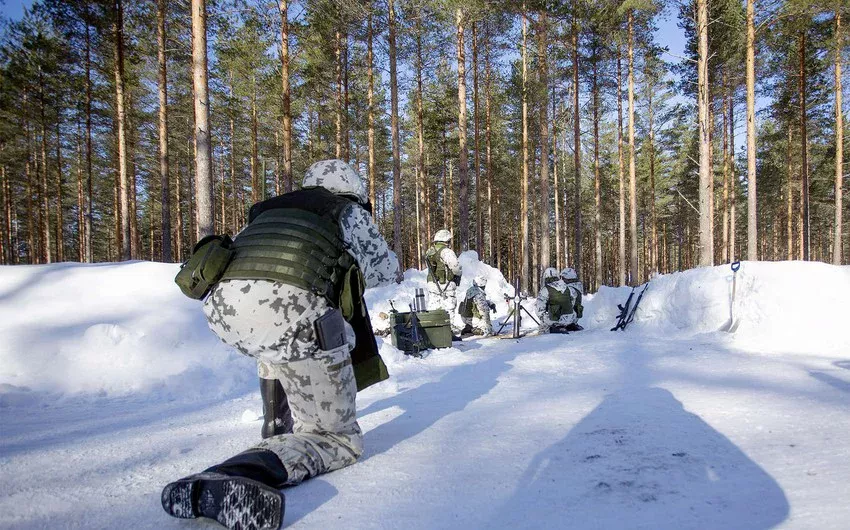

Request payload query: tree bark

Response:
[456,8,469,252]
[191,0,214,240]
[158,0,172,262]
[628,12,641,280]
[729,88,736,260]
[521,10,530,290]
[485,23,494,263]
[24,93,35,263]
[473,22,483,254]
[799,30,810,260]
[417,24,427,267]
[38,68,52,263]
[697,0,713,267]
[538,13,551,275]
[280,0,292,193]
[112,0,130,260]
[388,0,403,265]
[573,6,582,280]
[722,86,729,264]
[251,75,259,203]
[746,0,757,261]
[55,120,64,262]
[617,50,625,285]
[367,8,377,215]
[592,46,602,289]
[787,126,794,260]
[84,11,93,262]
[648,69,657,274]
[335,26,343,160]
[834,10,843,265]
[553,83,561,270]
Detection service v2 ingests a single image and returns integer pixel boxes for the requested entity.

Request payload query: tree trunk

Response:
[617,51,625,285]
[745,0,757,260]
[24,93,35,263]
[521,10,530,290]
[473,22,483,254]
[553,84,561,270]
[76,124,84,262]
[592,48,602,289]
[343,32,350,161]
[367,9,377,214]
[456,8,469,252]
[388,0,403,265]
[84,12,93,263]
[38,69,52,264]
[729,88,736,260]
[417,25,427,266]
[697,0,713,267]
[787,126,794,260]
[335,26,343,159]
[799,31,810,260]
[722,84,729,264]
[628,12,641,280]
[112,0,130,260]
[485,23,494,263]
[649,70,658,274]
[191,0,214,240]
[572,7,582,279]
[158,0,172,262]
[833,10,843,265]
[251,76,259,203]
[55,120,64,262]
[280,0,292,193]
[538,13,551,274]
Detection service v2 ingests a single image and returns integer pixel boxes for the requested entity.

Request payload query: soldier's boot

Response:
[161,448,288,530]
[260,377,294,439]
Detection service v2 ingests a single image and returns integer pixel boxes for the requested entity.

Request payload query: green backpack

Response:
[174,235,235,300]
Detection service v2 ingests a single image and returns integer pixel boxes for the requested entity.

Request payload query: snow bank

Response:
[0,262,255,406]
[584,261,850,356]
[3,257,846,405]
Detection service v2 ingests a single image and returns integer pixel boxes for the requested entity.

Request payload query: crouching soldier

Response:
[458,275,495,337]
[162,159,400,530]
[424,229,463,336]
[536,267,584,334]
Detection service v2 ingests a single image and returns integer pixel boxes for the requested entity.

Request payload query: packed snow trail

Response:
[1,259,849,529]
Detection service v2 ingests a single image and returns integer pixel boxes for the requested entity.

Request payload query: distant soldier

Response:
[424,229,462,334]
[162,159,399,530]
[536,267,584,333]
[458,275,496,337]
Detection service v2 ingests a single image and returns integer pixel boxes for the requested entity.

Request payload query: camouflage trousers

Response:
[204,279,362,486]
[427,281,459,331]
[460,315,493,336]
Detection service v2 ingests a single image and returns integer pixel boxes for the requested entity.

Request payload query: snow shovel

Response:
[719,261,741,332]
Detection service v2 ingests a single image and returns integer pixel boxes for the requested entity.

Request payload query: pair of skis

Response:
[611,282,649,331]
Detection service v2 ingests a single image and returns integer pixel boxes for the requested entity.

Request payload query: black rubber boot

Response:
[161,449,289,530]
[260,377,294,439]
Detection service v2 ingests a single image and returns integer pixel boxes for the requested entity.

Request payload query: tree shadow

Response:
[808,370,850,394]
[487,387,789,530]
[360,347,518,459]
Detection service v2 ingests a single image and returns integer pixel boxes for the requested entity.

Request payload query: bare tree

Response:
[112,0,129,260]
[456,8,469,251]
[388,0,403,264]
[833,9,843,265]
[280,0,293,193]
[697,0,713,266]
[521,10,530,289]
[538,13,551,272]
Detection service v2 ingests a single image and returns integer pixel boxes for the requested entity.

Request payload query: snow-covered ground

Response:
[1,257,849,529]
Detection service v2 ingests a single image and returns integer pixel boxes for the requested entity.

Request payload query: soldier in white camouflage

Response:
[458,275,495,337]
[162,159,400,530]
[424,229,462,334]
[536,266,584,333]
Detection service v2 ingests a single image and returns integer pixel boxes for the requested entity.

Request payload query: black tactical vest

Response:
[221,187,387,391]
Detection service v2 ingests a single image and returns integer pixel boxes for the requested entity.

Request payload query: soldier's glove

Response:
[452,274,462,286]
[489,302,496,312]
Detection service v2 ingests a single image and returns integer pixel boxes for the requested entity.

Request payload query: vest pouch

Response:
[339,263,365,321]
[175,234,234,300]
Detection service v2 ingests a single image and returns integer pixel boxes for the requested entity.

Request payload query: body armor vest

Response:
[546,283,574,321]
[425,242,450,284]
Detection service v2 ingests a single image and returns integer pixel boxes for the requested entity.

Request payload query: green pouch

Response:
[175,234,235,300]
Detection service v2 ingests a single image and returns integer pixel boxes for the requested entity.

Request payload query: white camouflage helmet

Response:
[542,267,560,282]
[561,267,578,281]
[302,159,368,204]
[434,229,452,243]
[473,275,488,288]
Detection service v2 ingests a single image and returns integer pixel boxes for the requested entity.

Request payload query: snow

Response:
[1,258,849,529]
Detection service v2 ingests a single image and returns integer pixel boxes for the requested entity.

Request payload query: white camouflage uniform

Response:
[426,246,462,327]
[460,284,494,336]
[203,160,399,486]
[536,278,583,327]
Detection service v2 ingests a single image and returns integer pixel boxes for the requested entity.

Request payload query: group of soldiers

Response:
[424,229,584,338]
[162,159,584,530]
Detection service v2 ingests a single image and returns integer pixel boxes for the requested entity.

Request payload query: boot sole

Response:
[162,472,284,530]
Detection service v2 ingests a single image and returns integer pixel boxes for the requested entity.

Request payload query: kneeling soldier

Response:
[162,159,399,530]
[458,275,495,337]
[536,267,584,333]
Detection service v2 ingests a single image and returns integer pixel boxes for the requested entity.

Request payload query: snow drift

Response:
[1,256,847,404]
[584,261,850,356]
